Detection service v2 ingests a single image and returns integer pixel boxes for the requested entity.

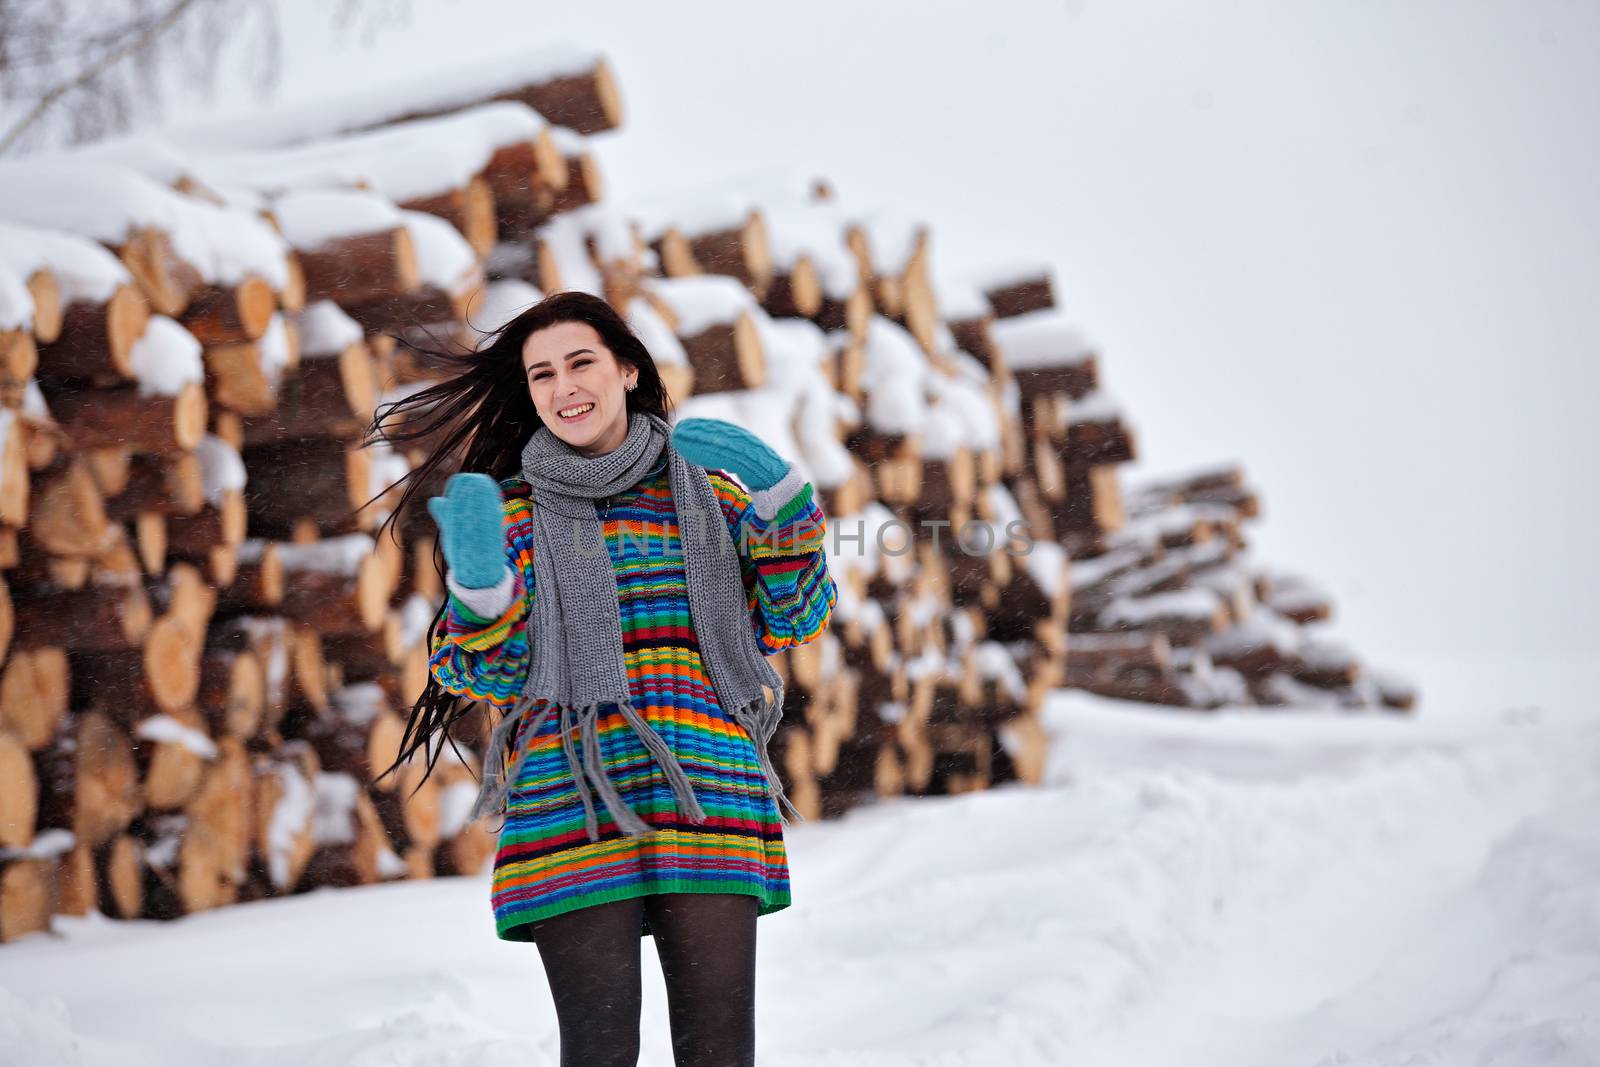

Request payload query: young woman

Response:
[370,290,836,1067]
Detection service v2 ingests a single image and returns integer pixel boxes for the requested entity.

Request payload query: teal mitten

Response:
[671,417,790,491]
[427,473,507,589]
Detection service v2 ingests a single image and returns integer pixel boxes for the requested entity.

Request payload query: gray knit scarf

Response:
[467,408,802,840]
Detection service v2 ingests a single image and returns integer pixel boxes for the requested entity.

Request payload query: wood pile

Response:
[0,43,1412,944]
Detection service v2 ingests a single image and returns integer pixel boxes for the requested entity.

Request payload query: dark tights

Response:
[526,893,759,1067]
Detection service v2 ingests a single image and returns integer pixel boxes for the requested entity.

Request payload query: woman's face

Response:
[522,320,638,456]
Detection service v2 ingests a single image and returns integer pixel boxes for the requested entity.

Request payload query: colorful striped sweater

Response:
[427,460,836,938]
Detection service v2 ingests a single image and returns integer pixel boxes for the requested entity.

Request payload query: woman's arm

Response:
[427,481,536,705]
[707,467,837,654]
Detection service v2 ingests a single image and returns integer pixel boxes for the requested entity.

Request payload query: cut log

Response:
[241,340,379,444]
[203,315,298,416]
[295,776,397,889]
[514,56,623,135]
[184,734,253,896]
[0,329,37,400]
[26,456,108,556]
[39,284,152,382]
[133,707,212,811]
[541,139,605,218]
[14,581,152,651]
[0,647,70,749]
[252,747,319,893]
[34,711,140,850]
[0,850,56,942]
[243,438,377,538]
[179,277,277,345]
[49,380,208,453]
[118,228,205,317]
[274,534,388,639]
[0,731,37,849]
[402,175,497,258]
[297,226,420,306]
[0,410,28,526]
[90,833,146,920]
[74,612,203,717]
[138,813,225,919]
[102,451,206,519]
[480,131,570,239]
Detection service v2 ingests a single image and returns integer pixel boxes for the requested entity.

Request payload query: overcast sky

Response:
[156,0,1598,716]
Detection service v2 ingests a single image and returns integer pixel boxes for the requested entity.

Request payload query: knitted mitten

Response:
[427,473,507,590]
[671,417,790,491]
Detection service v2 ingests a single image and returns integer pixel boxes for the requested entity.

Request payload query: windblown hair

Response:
[366,290,674,792]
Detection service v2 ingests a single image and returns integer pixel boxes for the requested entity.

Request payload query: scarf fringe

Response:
[468,694,556,829]
[471,698,720,843]
[730,685,807,827]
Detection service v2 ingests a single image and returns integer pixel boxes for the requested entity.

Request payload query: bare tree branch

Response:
[0,0,203,154]
[0,0,410,156]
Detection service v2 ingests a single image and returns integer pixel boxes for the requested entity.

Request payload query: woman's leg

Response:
[526,896,647,1067]
[644,893,759,1067]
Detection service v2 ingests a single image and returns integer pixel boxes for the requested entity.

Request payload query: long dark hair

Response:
[367,290,674,792]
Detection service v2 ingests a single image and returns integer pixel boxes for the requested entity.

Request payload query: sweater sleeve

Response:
[707,467,837,655]
[427,483,535,706]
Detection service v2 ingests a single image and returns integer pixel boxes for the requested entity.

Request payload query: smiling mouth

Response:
[558,402,595,421]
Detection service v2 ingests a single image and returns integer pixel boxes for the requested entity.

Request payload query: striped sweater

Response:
[427,461,836,938]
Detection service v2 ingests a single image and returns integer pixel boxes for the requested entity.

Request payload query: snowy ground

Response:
[2,688,1595,1067]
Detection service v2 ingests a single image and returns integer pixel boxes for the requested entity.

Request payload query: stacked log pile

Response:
[0,43,1412,944]
[961,268,1417,712]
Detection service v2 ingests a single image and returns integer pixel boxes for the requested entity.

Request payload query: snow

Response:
[1102,586,1222,627]
[931,270,992,321]
[256,314,293,390]
[195,102,546,204]
[133,716,219,760]
[276,534,372,576]
[165,42,602,150]
[0,829,74,862]
[437,781,484,841]
[559,201,637,264]
[295,301,363,359]
[794,378,857,489]
[195,435,247,506]
[0,161,291,289]
[535,212,604,297]
[128,316,203,397]
[825,499,914,580]
[398,594,442,649]
[855,207,928,276]
[470,279,543,337]
[0,262,31,331]
[270,188,403,249]
[1065,387,1123,425]
[762,202,862,298]
[859,316,931,435]
[647,274,758,334]
[400,210,479,292]
[364,443,411,508]
[0,692,1580,1066]
[962,258,1056,294]
[923,368,1000,459]
[332,683,387,727]
[232,616,289,709]
[0,220,130,305]
[628,187,757,243]
[625,296,687,367]
[989,307,1096,371]
[264,760,315,890]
